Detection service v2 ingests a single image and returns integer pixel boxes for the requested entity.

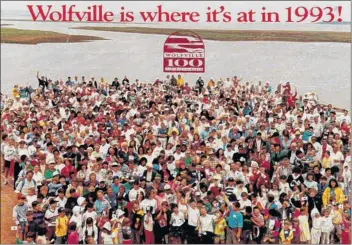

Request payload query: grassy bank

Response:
[1,27,107,44]
[71,26,351,43]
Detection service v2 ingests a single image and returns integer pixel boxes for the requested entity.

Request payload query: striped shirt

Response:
[225,186,235,196]
[45,208,58,227]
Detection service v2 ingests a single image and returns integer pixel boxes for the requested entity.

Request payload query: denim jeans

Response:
[56,236,66,244]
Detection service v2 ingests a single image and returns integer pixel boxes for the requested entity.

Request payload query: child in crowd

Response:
[320,208,334,244]
[279,220,293,244]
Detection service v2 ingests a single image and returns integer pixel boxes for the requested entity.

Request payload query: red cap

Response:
[18,194,26,200]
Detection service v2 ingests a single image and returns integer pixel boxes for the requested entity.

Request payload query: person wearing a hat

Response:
[13,194,29,240]
[100,221,114,244]
[143,162,157,183]
[44,198,59,240]
[47,171,63,196]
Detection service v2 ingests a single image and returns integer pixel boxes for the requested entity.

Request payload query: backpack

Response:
[16,178,36,192]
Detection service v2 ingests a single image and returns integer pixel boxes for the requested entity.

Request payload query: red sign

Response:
[163,31,205,73]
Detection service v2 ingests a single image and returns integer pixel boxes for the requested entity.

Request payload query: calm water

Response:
[0,20,350,109]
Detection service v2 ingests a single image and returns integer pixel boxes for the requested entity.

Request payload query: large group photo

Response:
[1,1,351,245]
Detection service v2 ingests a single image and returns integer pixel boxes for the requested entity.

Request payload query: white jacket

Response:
[320,216,334,233]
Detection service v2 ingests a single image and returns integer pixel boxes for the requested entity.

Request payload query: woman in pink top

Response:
[67,223,79,244]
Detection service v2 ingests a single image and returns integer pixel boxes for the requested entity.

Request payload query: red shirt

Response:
[61,165,77,178]
[249,170,260,185]
[67,231,79,244]
[259,160,270,172]
[76,116,86,125]
[256,173,270,189]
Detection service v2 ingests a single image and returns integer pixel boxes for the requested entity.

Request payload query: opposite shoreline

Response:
[1,27,107,44]
[71,26,351,43]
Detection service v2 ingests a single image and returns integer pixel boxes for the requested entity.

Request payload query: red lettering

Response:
[50,11,62,21]
[170,12,181,22]
[139,11,158,22]
[140,5,200,23]
[103,11,114,22]
[189,12,200,22]
[27,5,53,21]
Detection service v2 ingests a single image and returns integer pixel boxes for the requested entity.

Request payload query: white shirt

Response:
[338,115,351,125]
[26,195,37,208]
[171,212,185,227]
[144,213,154,231]
[55,196,67,208]
[227,170,244,182]
[311,122,323,137]
[46,152,55,164]
[33,172,44,186]
[82,211,98,224]
[188,207,200,227]
[233,186,248,200]
[199,214,216,233]
[140,198,157,214]
[99,143,110,159]
[4,145,17,161]
[27,145,36,157]
[239,199,252,211]
[174,152,185,161]
[330,151,344,167]
[128,188,145,202]
[224,150,235,163]
[18,148,29,158]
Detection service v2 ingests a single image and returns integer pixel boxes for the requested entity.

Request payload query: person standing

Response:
[55,207,69,244]
[223,193,243,244]
[44,199,59,241]
[13,195,29,240]
[196,77,204,94]
[198,207,216,244]
[143,208,155,244]
[3,137,17,185]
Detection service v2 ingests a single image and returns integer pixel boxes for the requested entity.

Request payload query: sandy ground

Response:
[0,163,18,244]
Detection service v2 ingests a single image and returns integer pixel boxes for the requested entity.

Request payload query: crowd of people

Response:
[1,72,351,244]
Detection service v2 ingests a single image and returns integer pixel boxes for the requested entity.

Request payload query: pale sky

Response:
[1,1,351,22]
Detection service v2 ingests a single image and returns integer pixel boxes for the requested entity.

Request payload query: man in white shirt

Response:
[174,145,185,161]
[330,143,344,175]
[99,138,110,159]
[198,207,216,244]
[187,200,200,244]
[224,144,235,163]
[45,143,55,165]
[338,110,351,125]
[311,115,324,138]
[128,180,145,202]
[54,188,67,208]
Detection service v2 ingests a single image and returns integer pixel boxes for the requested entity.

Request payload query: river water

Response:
[0,20,350,109]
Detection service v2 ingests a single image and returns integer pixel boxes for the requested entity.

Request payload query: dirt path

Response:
[1,165,18,244]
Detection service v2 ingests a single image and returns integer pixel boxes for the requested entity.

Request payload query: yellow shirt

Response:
[214,218,227,235]
[112,227,119,244]
[321,157,331,169]
[332,209,343,224]
[207,80,215,88]
[12,88,19,98]
[176,78,184,88]
[55,216,68,237]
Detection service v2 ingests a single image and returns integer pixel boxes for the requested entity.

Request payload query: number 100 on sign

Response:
[163,31,206,73]
[164,57,204,72]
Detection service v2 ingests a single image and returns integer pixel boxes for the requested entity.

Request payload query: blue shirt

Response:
[228,206,243,229]
[111,183,119,195]
[95,198,110,215]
